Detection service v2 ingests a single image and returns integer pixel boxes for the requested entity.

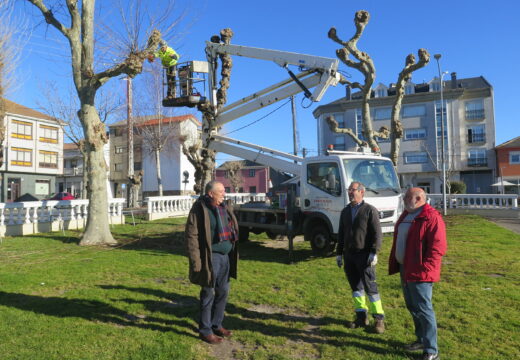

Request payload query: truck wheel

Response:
[238,226,249,242]
[309,226,333,256]
[266,230,285,241]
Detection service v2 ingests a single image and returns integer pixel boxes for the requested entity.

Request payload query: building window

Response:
[224,170,229,178]
[405,84,415,95]
[376,88,387,98]
[430,81,441,92]
[402,104,426,118]
[404,128,427,140]
[248,169,256,177]
[467,125,486,144]
[468,148,487,167]
[435,101,447,138]
[115,146,125,154]
[404,152,428,164]
[39,150,58,168]
[374,107,391,120]
[249,186,257,193]
[355,109,365,141]
[134,162,142,171]
[509,151,520,164]
[417,182,431,193]
[334,136,346,150]
[114,163,123,172]
[110,127,124,137]
[225,187,230,193]
[331,113,344,127]
[465,99,484,120]
[238,187,244,193]
[11,120,33,140]
[39,125,59,143]
[11,147,32,166]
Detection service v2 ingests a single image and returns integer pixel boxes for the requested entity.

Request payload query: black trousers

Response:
[344,251,379,296]
[199,252,230,336]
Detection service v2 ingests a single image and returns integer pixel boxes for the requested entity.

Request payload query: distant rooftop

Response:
[110,114,201,127]
[4,98,56,121]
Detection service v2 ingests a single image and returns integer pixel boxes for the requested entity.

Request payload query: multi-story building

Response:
[313,73,496,194]
[108,114,199,199]
[495,136,520,194]
[215,160,291,193]
[1,99,64,202]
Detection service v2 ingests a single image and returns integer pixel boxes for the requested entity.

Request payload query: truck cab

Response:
[300,150,401,254]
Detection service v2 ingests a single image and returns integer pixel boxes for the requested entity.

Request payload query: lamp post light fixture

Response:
[434,54,448,216]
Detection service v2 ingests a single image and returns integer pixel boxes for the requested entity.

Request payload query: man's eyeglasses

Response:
[348,188,360,192]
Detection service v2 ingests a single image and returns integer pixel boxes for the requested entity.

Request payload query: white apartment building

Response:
[1,99,64,201]
[313,73,496,194]
[108,114,199,200]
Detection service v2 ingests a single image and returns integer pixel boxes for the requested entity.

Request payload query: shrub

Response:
[450,181,466,194]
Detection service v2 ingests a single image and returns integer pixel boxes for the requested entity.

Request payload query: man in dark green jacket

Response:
[185,181,239,344]
[336,181,385,333]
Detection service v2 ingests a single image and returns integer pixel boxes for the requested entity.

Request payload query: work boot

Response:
[348,311,369,329]
[374,318,385,334]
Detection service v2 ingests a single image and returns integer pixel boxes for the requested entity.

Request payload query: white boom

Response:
[205,42,340,128]
[208,134,303,175]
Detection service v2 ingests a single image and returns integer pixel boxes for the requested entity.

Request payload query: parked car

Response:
[48,192,75,200]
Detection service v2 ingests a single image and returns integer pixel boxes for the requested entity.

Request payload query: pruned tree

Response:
[326,10,429,166]
[39,82,123,198]
[26,0,168,245]
[222,161,243,193]
[183,28,234,194]
[389,50,430,166]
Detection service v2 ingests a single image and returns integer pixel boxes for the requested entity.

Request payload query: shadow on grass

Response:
[98,285,405,357]
[0,290,195,338]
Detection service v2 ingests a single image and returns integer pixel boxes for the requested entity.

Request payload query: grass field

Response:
[0,215,518,359]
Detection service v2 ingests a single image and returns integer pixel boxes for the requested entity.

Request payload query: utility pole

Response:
[126,77,135,208]
[290,96,300,160]
[434,54,447,216]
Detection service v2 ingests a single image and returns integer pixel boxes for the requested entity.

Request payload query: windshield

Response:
[343,158,400,194]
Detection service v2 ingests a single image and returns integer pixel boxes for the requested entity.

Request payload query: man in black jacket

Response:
[336,181,385,333]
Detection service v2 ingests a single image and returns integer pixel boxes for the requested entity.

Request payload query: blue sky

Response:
[10,0,520,163]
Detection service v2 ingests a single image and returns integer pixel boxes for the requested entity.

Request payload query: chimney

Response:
[345,85,352,100]
[451,72,457,89]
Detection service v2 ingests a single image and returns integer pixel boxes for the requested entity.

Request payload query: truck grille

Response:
[379,210,394,220]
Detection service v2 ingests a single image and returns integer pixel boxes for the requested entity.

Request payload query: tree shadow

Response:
[0,290,194,337]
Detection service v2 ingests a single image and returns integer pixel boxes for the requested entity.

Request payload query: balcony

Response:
[465,109,485,121]
[467,158,487,167]
[63,167,83,176]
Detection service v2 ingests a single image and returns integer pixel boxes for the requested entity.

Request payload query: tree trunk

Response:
[79,103,116,246]
[155,148,163,196]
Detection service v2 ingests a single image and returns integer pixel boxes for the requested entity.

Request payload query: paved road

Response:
[487,218,520,234]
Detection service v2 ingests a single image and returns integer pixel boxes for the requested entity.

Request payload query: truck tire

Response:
[238,226,249,242]
[266,230,285,241]
[309,225,333,256]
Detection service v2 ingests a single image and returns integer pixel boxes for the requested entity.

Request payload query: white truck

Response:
[164,40,402,256]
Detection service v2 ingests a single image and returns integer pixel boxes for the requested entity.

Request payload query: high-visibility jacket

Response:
[155,46,179,67]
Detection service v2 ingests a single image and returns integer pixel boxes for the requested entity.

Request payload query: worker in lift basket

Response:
[148,41,180,98]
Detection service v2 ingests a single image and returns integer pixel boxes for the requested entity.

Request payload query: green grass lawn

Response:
[0,215,518,359]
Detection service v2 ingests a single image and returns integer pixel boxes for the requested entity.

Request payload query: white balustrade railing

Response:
[145,193,267,220]
[428,194,518,210]
[0,198,125,237]
[226,193,266,204]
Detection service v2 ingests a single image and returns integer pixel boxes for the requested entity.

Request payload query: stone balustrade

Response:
[145,193,267,220]
[428,194,518,209]
[0,198,125,237]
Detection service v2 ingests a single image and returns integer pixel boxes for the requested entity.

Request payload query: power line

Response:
[222,98,291,136]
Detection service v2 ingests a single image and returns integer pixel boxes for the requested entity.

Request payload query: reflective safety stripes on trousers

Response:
[352,291,384,315]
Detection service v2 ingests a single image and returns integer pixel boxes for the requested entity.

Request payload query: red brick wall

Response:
[496,146,520,177]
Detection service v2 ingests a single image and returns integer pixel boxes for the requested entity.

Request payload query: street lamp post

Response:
[434,54,448,216]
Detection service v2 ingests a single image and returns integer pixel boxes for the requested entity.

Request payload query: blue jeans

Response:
[401,270,438,354]
[199,252,230,336]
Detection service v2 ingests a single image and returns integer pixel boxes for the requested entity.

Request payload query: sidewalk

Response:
[487,218,520,234]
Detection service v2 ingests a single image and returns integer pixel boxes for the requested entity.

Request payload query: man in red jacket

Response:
[389,187,447,360]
